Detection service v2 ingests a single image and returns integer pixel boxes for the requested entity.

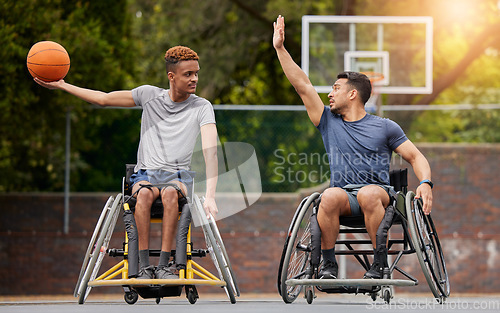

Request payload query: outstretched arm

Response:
[34,78,136,108]
[273,15,324,126]
[394,140,433,214]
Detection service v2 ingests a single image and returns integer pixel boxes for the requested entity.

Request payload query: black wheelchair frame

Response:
[277,169,450,304]
[74,165,239,304]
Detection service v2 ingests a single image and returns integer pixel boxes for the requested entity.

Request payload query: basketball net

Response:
[362,72,384,114]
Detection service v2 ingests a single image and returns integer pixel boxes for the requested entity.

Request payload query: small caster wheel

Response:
[371,292,378,302]
[306,289,314,304]
[383,289,391,304]
[187,289,198,304]
[156,297,161,304]
[124,290,138,305]
[436,296,445,304]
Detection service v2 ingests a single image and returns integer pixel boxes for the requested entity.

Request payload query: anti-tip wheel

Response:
[306,289,314,304]
[124,290,138,305]
[187,289,198,304]
[383,289,391,304]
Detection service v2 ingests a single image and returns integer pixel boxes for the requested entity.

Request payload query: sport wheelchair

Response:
[277,169,450,304]
[74,165,239,304]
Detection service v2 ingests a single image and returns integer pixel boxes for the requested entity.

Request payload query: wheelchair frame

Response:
[74,166,239,305]
[277,169,450,304]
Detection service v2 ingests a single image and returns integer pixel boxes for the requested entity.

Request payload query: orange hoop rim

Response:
[362,71,385,84]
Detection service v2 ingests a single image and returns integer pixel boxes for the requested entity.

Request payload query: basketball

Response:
[26,41,70,82]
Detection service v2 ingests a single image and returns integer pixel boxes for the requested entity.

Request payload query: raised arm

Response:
[273,15,324,126]
[34,78,136,108]
[394,140,433,214]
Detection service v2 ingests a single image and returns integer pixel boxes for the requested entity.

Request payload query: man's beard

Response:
[330,106,341,115]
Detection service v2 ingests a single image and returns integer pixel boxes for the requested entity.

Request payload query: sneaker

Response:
[318,259,338,279]
[364,247,388,279]
[155,265,178,280]
[363,262,383,279]
[137,265,155,280]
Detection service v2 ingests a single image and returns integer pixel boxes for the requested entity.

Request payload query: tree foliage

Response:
[0,0,136,191]
[1,0,499,192]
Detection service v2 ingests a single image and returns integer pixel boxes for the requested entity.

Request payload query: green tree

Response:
[0,0,136,191]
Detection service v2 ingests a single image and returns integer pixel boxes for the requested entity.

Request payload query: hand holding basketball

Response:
[33,77,65,89]
[27,41,70,82]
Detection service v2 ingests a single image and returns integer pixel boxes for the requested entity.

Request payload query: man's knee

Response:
[161,186,179,207]
[358,185,389,212]
[135,183,157,206]
[319,187,349,215]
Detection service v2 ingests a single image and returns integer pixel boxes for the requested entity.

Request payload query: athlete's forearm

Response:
[275,47,313,94]
[204,148,218,199]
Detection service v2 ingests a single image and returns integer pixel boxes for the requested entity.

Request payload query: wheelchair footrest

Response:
[286,278,416,288]
[88,278,226,288]
[106,249,207,258]
[134,285,182,299]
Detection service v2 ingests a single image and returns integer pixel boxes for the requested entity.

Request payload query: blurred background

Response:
[1,0,499,298]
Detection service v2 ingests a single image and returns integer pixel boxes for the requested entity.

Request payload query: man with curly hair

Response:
[35,46,219,280]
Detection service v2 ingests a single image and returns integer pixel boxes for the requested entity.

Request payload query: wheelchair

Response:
[74,165,239,304]
[277,169,450,304]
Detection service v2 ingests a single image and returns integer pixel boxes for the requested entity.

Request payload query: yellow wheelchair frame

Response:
[74,184,238,304]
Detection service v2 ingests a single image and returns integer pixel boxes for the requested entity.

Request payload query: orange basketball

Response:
[26,41,70,82]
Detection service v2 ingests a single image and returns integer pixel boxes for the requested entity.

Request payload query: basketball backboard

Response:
[301,15,433,94]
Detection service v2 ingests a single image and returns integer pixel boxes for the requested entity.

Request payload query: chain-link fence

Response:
[58,104,500,193]
[214,104,500,192]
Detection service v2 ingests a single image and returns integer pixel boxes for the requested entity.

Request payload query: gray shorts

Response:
[342,184,394,216]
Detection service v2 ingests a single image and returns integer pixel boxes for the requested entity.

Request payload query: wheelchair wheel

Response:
[186,286,199,304]
[74,196,113,298]
[76,194,122,304]
[192,194,237,304]
[124,290,139,305]
[406,191,450,303]
[207,208,240,297]
[278,192,320,304]
[305,287,314,304]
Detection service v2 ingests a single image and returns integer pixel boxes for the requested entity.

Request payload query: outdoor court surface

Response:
[1,294,500,313]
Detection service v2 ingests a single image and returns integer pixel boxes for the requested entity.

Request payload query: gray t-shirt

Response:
[132,85,216,173]
[317,107,408,188]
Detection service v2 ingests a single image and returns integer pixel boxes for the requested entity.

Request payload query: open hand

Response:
[273,15,285,50]
[34,77,65,90]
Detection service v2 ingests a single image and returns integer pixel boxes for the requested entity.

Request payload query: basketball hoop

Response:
[362,71,385,86]
[362,72,384,114]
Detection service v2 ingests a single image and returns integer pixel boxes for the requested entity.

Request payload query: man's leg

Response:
[155,181,188,279]
[357,185,390,278]
[132,181,159,279]
[316,187,351,279]
[357,185,390,247]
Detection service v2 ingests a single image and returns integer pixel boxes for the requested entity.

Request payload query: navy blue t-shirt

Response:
[317,107,408,188]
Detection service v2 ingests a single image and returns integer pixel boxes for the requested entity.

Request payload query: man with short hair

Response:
[273,15,433,279]
[35,45,219,280]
